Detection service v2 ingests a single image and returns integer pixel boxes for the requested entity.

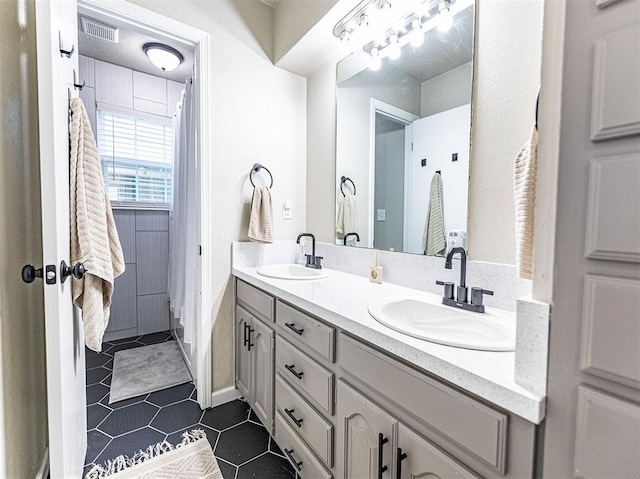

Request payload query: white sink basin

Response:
[368,297,515,351]
[257,264,330,280]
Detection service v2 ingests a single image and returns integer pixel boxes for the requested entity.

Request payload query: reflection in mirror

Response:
[335,1,474,255]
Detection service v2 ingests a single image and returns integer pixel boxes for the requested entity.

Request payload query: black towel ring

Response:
[249,163,273,188]
[340,176,356,196]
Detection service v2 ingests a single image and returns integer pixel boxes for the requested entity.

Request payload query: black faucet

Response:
[296,233,323,269]
[343,232,360,246]
[437,247,494,313]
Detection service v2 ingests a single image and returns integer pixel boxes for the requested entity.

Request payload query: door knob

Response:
[22,265,43,283]
[60,260,85,283]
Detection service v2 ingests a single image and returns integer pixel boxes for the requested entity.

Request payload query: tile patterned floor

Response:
[85,331,295,479]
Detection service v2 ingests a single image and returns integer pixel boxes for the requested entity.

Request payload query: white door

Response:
[35,1,87,477]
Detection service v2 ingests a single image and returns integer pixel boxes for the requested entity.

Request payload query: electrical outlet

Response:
[376,209,386,221]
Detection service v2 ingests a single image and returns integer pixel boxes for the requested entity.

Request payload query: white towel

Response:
[69,98,125,352]
[514,126,538,279]
[336,194,358,240]
[248,187,273,243]
[422,173,446,256]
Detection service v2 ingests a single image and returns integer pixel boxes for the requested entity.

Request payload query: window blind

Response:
[97,109,173,205]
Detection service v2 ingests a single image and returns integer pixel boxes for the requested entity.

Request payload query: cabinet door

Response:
[397,423,478,479]
[235,306,251,399]
[251,317,274,433]
[336,380,396,479]
[94,60,133,109]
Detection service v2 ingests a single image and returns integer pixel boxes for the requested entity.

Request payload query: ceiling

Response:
[77,15,194,84]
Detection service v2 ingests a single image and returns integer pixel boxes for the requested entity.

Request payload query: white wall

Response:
[336,68,421,247]
[420,62,473,117]
[129,0,307,392]
[308,0,543,265]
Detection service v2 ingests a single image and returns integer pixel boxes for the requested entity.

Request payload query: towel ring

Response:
[340,176,356,196]
[249,163,273,188]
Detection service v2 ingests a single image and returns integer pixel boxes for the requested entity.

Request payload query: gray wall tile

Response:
[107,264,137,333]
[113,210,136,263]
[136,210,169,231]
[137,294,170,335]
[136,231,169,295]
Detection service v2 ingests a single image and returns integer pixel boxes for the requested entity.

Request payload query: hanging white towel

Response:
[336,194,358,240]
[69,98,125,352]
[514,126,538,279]
[248,186,273,243]
[422,173,446,256]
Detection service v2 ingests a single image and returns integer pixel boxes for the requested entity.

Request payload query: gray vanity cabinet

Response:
[335,380,396,479]
[235,304,275,434]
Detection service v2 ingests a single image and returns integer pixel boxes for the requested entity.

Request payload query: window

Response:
[97,109,173,206]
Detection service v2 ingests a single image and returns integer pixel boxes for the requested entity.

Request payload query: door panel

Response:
[34,0,86,476]
[235,306,251,399]
[251,318,274,433]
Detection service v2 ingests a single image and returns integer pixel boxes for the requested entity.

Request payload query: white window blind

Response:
[97,109,173,205]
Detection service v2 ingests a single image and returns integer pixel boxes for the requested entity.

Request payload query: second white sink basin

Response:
[257,264,330,280]
[368,296,515,351]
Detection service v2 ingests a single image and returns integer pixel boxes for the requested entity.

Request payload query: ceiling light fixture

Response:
[437,1,453,32]
[143,43,184,72]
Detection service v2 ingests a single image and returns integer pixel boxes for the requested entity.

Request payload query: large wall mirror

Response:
[335,0,475,255]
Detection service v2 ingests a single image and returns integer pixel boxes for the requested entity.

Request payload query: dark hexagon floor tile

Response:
[150,399,203,434]
[191,387,198,401]
[236,452,296,478]
[217,458,237,479]
[87,383,110,406]
[167,425,219,450]
[109,336,140,345]
[215,422,270,466]
[86,367,111,386]
[104,342,143,356]
[102,358,114,371]
[94,427,165,465]
[85,429,111,464]
[248,409,261,424]
[101,374,112,386]
[98,401,159,437]
[102,393,148,410]
[86,353,112,370]
[201,400,250,431]
[269,437,285,457]
[87,404,111,430]
[85,346,99,358]
[138,331,171,345]
[147,382,195,407]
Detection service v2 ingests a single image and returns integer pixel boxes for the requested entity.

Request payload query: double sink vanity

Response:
[232,241,545,479]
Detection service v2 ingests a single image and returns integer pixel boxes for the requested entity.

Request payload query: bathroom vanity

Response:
[232,248,544,479]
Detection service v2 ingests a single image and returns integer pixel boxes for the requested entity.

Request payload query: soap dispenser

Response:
[369,249,384,284]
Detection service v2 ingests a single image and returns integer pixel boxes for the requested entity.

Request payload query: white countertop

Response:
[232,265,545,424]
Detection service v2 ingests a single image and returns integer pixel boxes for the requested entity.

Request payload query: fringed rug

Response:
[85,429,222,479]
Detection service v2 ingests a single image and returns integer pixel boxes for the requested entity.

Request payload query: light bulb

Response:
[437,1,453,32]
[340,30,350,43]
[358,13,369,28]
[369,47,382,71]
[410,19,424,47]
[380,0,392,10]
[388,34,401,60]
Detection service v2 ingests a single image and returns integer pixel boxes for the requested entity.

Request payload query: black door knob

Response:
[22,265,43,283]
[60,260,85,283]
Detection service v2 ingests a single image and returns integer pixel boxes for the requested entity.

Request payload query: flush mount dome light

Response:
[143,43,184,72]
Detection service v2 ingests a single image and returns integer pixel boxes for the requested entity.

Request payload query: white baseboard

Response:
[210,386,242,407]
[35,447,49,479]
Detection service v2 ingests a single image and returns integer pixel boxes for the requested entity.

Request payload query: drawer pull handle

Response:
[396,447,407,478]
[285,364,304,379]
[284,408,304,427]
[378,433,389,479]
[284,448,303,471]
[285,322,304,335]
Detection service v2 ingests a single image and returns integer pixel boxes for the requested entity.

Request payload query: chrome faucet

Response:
[437,247,493,313]
[343,232,360,246]
[296,233,323,269]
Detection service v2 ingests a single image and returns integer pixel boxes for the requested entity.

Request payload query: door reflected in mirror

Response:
[335,1,475,255]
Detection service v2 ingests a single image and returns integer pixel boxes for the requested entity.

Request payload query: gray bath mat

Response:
[110,341,191,404]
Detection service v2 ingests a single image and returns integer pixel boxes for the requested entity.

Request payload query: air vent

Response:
[80,16,119,43]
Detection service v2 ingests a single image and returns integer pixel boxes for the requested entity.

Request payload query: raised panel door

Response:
[251,317,274,433]
[336,379,396,479]
[235,306,251,399]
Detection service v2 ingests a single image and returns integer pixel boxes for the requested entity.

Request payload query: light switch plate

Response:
[377,209,386,221]
[282,200,292,220]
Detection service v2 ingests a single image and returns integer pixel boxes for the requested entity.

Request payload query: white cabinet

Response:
[133,71,167,116]
[95,60,133,108]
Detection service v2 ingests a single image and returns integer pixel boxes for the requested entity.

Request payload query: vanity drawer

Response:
[276,373,333,467]
[276,336,334,415]
[338,334,508,472]
[276,300,335,362]
[275,411,333,479]
[237,279,274,323]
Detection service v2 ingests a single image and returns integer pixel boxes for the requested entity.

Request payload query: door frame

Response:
[368,99,418,249]
[77,0,213,408]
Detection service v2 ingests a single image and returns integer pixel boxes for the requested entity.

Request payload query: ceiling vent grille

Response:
[80,16,119,43]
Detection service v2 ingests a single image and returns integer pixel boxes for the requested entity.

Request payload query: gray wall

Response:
[0,0,49,475]
[106,210,171,341]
